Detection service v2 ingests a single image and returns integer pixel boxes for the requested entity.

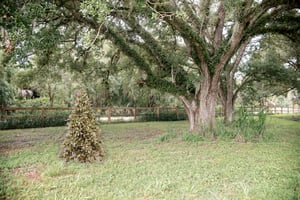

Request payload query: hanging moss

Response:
[107,27,188,96]
[60,90,104,163]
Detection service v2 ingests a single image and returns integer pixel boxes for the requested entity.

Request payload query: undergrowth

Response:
[215,108,267,142]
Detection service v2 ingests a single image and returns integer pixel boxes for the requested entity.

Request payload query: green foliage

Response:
[2,0,299,133]
[14,97,54,107]
[60,91,104,163]
[214,108,267,142]
[255,109,267,135]
[140,109,187,122]
[214,122,237,140]
[158,131,177,142]
[80,0,110,23]
[0,80,15,107]
[183,133,204,142]
[0,114,68,130]
[240,35,300,105]
[233,107,267,142]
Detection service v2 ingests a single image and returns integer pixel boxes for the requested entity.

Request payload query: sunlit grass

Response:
[0,116,299,199]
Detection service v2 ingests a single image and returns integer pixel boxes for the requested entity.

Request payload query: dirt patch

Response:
[0,133,63,156]
[12,166,42,181]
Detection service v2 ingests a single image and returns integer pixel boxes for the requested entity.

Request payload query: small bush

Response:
[0,112,69,130]
[140,110,187,122]
[255,110,267,136]
[60,91,104,163]
[233,107,267,142]
[13,97,67,107]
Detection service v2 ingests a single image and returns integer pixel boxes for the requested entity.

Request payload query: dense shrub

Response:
[14,97,49,107]
[0,111,70,130]
[0,80,15,107]
[140,109,187,121]
[215,107,267,142]
[60,91,104,163]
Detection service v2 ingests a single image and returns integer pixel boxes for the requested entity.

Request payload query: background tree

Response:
[240,49,300,106]
[60,90,104,162]
[0,51,15,107]
[219,34,300,123]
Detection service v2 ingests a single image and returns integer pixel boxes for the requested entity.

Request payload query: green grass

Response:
[0,115,299,199]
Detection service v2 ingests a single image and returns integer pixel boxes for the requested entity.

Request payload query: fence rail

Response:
[0,106,187,129]
[0,107,184,122]
[1,106,300,129]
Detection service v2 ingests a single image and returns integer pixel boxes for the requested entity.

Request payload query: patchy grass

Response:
[0,116,299,200]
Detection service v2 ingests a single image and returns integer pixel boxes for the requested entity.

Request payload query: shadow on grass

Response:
[275,114,300,122]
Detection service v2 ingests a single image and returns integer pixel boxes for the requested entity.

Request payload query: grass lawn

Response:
[0,115,299,199]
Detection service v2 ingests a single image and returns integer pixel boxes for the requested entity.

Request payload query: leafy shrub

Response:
[0,80,15,107]
[140,110,187,122]
[255,110,267,136]
[233,107,267,142]
[14,97,67,108]
[60,91,104,163]
[214,122,236,140]
[14,98,48,107]
[0,111,70,130]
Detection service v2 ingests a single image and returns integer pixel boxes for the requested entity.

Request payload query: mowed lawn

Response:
[0,115,299,200]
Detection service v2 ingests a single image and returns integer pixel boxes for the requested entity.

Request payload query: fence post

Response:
[293,104,295,114]
[108,107,111,123]
[133,107,136,121]
[41,108,45,127]
[156,107,160,119]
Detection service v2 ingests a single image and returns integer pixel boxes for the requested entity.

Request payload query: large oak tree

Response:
[2,0,300,135]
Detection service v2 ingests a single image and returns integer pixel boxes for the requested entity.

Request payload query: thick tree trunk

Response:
[198,84,218,137]
[179,97,198,132]
[221,40,249,124]
[179,76,219,137]
[225,99,234,123]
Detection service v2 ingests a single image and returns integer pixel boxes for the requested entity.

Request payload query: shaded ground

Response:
[0,129,63,156]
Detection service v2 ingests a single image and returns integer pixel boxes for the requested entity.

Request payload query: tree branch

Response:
[213,0,225,50]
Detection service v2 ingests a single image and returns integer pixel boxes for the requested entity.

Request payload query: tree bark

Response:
[179,74,219,137]
[179,96,198,132]
[224,69,234,123]
[47,84,55,107]
[198,76,219,136]
[221,40,250,123]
